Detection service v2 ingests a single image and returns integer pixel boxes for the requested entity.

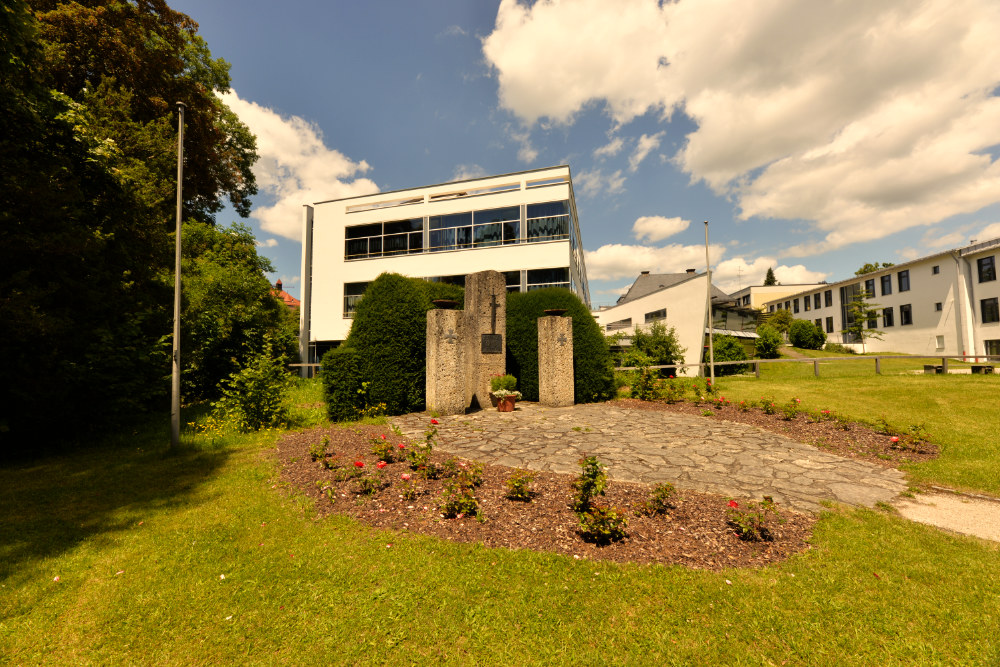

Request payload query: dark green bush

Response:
[707,334,749,375]
[755,325,782,359]
[323,273,446,421]
[506,289,615,403]
[789,319,826,349]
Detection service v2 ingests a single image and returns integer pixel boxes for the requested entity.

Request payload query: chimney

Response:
[685,268,696,274]
[640,270,650,275]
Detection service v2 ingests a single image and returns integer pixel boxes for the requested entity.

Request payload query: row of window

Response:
[341,267,572,317]
[344,201,572,260]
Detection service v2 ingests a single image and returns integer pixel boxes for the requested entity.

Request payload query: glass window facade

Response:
[978,256,996,283]
[343,282,369,318]
[982,297,1000,323]
[345,218,423,259]
[645,308,667,323]
[526,201,570,242]
[527,267,570,291]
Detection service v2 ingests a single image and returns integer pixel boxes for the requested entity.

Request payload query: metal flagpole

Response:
[170,102,186,451]
[704,220,715,385]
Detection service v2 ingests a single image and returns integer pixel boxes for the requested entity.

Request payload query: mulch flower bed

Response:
[274,399,937,571]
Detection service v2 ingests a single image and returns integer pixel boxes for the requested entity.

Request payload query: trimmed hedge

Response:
[506,288,615,403]
[323,273,456,421]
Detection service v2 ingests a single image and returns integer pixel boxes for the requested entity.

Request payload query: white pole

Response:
[704,220,715,384]
[170,102,186,451]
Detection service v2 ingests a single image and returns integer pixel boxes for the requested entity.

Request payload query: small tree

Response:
[855,262,894,276]
[755,325,782,359]
[844,290,884,354]
[762,308,794,336]
[631,321,686,370]
[709,335,749,375]
[763,267,777,286]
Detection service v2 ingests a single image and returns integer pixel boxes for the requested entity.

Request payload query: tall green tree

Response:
[855,262,894,276]
[763,267,777,286]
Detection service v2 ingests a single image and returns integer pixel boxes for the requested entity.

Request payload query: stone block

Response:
[463,271,507,409]
[426,309,465,415]
[538,315,574,407]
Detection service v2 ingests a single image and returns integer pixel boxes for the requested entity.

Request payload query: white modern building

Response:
[759,236,1000,358]
[299,166,590,363]
[730,283,827,310]
[593,270,759,374]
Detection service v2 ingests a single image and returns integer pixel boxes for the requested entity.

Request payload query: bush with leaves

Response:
[506,288,615,403]
[707,334,749,376]
[755,325,782,359]
[789,319,826,350]
[209,340,292,432]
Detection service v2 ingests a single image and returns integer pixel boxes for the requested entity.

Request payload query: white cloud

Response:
[484,0,1000,255]
[220,91,378,241]
[575,169,625,198]
[279,275,301,287]
[712,256,828,293]
[594,136,625,159]
[976,222,1000,241]
[584,242,725,281]
[629,132,664,172]
[452,164,488,181]
[632,216,689,243]
[255,238,279,248]
[506,126,538,163]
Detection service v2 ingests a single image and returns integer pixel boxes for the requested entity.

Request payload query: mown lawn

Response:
[1,378,998,664]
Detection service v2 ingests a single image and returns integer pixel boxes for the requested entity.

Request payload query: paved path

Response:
[392,402,907,513]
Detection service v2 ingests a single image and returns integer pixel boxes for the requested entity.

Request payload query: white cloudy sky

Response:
[174,0,1000,304]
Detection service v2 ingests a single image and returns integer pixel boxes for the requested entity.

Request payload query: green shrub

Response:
[824,342,856,354]
[630,321,685,372]
[578,505,628,544]
[506,289,615,403]
[707,334,749,375]
[755,325,782,359]
[789,319,826,349]
[505,469,536,501]
[490,374,517,392]
[321,346,365,422]
[209,340,293,432]
[572,455,608,513]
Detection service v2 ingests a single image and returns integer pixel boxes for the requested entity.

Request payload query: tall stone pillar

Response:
[463,271,506,409]
[538,315,574,407]
[426,309,465,415]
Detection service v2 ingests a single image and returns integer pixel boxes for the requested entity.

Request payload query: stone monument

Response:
[462,270,507,409]
[538,314,574,407]
[425,306,465,415]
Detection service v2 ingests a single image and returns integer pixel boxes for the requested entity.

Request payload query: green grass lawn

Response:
[2,378,998,664]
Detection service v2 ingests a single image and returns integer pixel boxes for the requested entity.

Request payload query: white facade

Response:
[759,237,1000,358]
[299,166,589,361]
[730,284,827,310]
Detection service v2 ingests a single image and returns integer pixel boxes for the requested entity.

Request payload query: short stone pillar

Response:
[426,309,465,415]
[538,316,574,407]
[463,271,507,409]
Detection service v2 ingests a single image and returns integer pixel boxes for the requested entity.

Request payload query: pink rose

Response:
[377,461,387,469]
[401,473,411,481]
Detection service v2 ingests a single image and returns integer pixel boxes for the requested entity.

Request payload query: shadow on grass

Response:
[0,416,230,580]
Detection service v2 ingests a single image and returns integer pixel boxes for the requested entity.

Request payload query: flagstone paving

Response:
[391,401,908,513]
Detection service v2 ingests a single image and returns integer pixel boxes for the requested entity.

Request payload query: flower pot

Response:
[497,395,517,412]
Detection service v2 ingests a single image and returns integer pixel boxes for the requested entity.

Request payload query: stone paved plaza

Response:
[392,402,908,513]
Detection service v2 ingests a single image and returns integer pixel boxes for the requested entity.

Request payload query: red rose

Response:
[430,419,439,425]
[353,461,364,468]
[728,500,739,508]
[377,461,387,469]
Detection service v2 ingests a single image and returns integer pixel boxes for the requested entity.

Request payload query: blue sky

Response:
[172,0,1000,306]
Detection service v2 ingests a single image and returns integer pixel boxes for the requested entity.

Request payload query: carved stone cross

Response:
[557,333,568,346]
[489,292,499,334]
[444,329,458,344]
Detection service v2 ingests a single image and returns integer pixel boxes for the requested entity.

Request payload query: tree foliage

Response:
[761,308,794,335]
[630,321,686,368]
[844,290,884,353]
[506,289,615,404]
[707,335,749,375]
[855,262,894,276]
[754,326,782,359]
[789,319,827,350]
[763,267,777,286]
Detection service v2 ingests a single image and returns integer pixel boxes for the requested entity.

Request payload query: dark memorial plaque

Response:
[481,333,503,354]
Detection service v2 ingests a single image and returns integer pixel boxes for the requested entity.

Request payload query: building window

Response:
[645,308,667,323]
[769,305,775,313]
[935,335,945,349]
[868,311,878,328]
[864,278,875,298]
[527,267,570,291]
[606,317,632,331]
[898,269,910,292]
[880,274,892,296]
[935,302,942,312]
[982,297,1000,324]
[986,339,1000,357]
[825,316,833,333]
[804,296,811,312]
[813,293,821,309]
[932,265,940,275]
[824,290,833,307]
[345,218,424,259]
[343,282,369,318]
[504,270,521,293]
[900,303,913,325]
[785,300,791,310]
[742,295,750,306]
[526,201,570,242]
[793,298,799,313]
[883,306,894,327]
[978,256,997,283]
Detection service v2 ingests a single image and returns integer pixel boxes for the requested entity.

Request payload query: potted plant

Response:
[490,374,522,412]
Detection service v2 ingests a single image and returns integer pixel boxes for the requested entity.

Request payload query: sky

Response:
[171,0,1000,306]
